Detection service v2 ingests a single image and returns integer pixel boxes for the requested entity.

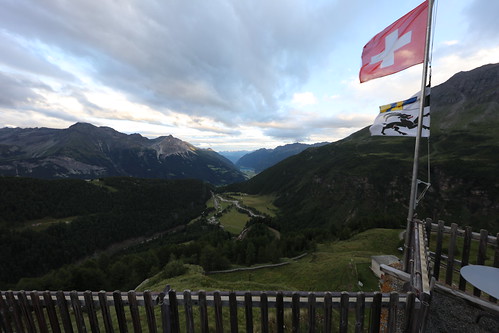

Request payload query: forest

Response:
[0,177,315,291]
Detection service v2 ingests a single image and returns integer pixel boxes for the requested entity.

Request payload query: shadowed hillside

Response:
[227,63,499,234]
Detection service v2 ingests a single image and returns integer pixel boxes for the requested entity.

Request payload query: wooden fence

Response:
[424,219,499,313]
[0,218,436,333]
[0,289,429,333]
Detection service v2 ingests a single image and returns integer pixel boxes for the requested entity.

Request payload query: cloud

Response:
[291,92,317,106]
[0,0,361,127]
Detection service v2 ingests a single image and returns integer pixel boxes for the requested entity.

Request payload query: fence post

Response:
[98,291,114,333]
[128,291,142,333]
[183,290,194,333]
[445,223,458,286]
[308,292,316,333]
[18,291,37,333]
[55,291,73,333]
[491,233,499,303]
[113,291,128,333]
[355,292,365,333]
[369,292,381,333]
[339,292,349,333]
[30,291,49,333]
[458,226,472,291]
[43,291,61,333]
[84,290,101,333]
[292,292,300,332]
[69,291,86,333]
[260,292,269,333]
[0,291,13,333]
[198,291,208,333]
[245,292,254,333]
[144,291,158,333]
[229,292,238,333]
[474,229,488,297]
[433,221,445,280]
[213,291,224,333]
[168,289,180,333]
[276,292,284,333]
[323,292,333,333]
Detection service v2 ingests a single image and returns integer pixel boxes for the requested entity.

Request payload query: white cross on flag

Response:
[359,1,428,83]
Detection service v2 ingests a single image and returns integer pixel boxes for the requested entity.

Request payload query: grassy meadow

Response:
[138,228,403,293]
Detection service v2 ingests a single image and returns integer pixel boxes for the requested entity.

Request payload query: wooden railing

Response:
[0,219,438,333]
[424,219,499,312]
[0,289,428,333]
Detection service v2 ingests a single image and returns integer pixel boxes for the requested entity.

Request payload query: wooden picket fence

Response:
[0,218,438,333]
[0,289,431,333]
[424,219,499,312]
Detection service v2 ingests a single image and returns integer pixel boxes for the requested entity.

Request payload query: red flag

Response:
[359,1,428,83]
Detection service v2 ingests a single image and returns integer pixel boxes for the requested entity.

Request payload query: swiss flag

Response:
[360,1,428,83]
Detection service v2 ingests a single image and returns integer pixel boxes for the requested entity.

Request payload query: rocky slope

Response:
[0,123,245,185]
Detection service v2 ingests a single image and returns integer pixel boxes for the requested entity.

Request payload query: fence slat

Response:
[198,291,208,333]
[69,291,86,333]
[245,292,253,333]
[144,291,158,333]
[433,220,445,280]
[292,293,300,332]
[30,291,49,333]
[128,291,142,333]
[458,226,472,291]
[98,291,114,333]
[182,291,194,333]
[43,291,61,333]
[404,292,416,333]
[113,291,128,333]
[445,223,458,285]
[339,292,349,333]
[355,292,365,333]
[213,291,223,333]
[18,291,37,333]
[0,291,14,333]
[168,290,180,333]
[5,291,24,333]
[369,292,381,333]
[84,291,101,333]
[387,292,398,333]
[491,233,499,303]
[474,229,488,297]
[276,292,284,333]
[308,293,316,333]
[323,292,332,333]
[260,292,269,333]
[229,291,238,333]
[55,291,71,332]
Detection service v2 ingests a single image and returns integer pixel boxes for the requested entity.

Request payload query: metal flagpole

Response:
[403,0,434,272]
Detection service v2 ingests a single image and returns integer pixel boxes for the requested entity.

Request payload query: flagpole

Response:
[403,0,434,272]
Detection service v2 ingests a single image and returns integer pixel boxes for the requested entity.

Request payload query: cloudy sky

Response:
[1,0,498,151]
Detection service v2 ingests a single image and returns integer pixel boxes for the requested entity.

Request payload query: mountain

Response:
[236,142,330,173]
[228,63,499,234]
[218,150,253,164]
[0,123,245,185]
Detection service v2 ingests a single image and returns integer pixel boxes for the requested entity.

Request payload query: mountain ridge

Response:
[236,142,330,173]
[0,123,245,185]
[227,63,499,233]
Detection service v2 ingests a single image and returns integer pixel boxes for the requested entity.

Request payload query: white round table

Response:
[460,265,499,299]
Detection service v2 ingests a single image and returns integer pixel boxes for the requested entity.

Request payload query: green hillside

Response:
[139,228,402,292]
[227,63,499,234]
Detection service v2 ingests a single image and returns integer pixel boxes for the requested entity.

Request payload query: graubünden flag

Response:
[369,88,430,137]
[360,1,428,83]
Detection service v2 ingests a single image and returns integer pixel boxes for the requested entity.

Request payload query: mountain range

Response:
[227,63,499,234]
[236,142,330,173]
[0,123,245,185]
